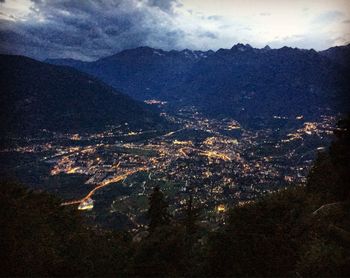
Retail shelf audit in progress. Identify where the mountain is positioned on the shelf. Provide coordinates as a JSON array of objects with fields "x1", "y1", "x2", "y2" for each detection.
[
  {"x1": 46, "y1": 46, "x2": 215, "y2": 100},
  {"x1": 0, "y1": 54, "x2": 166, "y2": 137},
  {"x1": 46, "y1": 44, "x2": 350, "y2": 126},
  {"x1": 174, "y1": 45, "x2": 350, "y2": 123},
  {"x1": 320, "y1": 43, "x2": 350, "y2": 68}
]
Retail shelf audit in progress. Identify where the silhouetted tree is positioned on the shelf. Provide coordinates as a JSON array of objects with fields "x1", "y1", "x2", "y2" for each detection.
[
  {"x1": 147, "y1": 186, "x2": 170, "y2": 233},
  {"x1": 183, "y1": 193, "x2": 201, "y2": 253}
]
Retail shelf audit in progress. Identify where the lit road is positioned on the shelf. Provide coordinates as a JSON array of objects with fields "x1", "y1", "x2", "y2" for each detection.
[{"x1": 61, "y1": 166, "x2": 148, "y2": 207}]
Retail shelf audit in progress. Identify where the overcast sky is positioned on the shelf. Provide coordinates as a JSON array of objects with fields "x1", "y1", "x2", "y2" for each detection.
[{"x1": 0, "y1": 0, "x2": 349, "y2": 60}]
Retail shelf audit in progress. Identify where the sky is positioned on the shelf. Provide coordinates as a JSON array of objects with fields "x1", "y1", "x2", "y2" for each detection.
[{"x1": 0, "y1": 0, "x2": 349, "y2": 61}]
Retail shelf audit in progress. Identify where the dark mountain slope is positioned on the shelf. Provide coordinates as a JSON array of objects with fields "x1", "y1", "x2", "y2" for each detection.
[
  {"x1": 0, "y1": 55, "x2": 166, "y2": 136},
  {"x1": 176, "y1": 46, "x2": 349, "y2": 122},
  {"x1": 320, "y1": 44, "x2": 350, "y2": 68}
]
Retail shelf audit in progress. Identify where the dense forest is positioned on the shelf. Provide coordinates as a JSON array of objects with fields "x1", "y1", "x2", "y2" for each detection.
[{"x1": 1, "y1": 117, "x2": 349, "y2": 277}]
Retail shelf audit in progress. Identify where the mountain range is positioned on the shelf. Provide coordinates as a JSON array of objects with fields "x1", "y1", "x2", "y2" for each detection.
[
  {"x1": 0, "y1": 54, "x2": 166, "y2": 137},
  {"x1": 1, "y1": 44, "x2": 349, "y2": 137},
  {"x1": 47, "y1": 44, "x2": 350, "y2": 126}
]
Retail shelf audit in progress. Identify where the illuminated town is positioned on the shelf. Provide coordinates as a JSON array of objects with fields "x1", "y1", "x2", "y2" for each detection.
[{"x1": 0, "y1": 101, "x2": 336, "y2": 230}]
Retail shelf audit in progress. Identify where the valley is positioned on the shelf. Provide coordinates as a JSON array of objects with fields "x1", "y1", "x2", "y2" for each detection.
[{"x1": 0, "y1": 101, "x2": 336, "y2": 230}]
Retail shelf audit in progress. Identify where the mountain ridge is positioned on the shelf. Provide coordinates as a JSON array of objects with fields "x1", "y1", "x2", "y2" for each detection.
[
  {"x1": 45, "y1": 44, "x2": 350, "y2": 127},
  {"x1": 45, "y1": 43, "x2": 350, "y2": 63}
]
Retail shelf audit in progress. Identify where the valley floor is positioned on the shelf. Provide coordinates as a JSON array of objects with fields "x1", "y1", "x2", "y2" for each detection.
[{"x1": 0, "y1": 102, "x2": 336, "y2": 229}]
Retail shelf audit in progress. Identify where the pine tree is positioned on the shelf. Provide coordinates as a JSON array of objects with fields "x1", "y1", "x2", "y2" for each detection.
[
  {"x1": 147, "y1": 186, "x2": 170, "y2": 233},
  {"x1": 184, "y1": 194, "x2": 200, "y2": 238},
  {"x1": 184, "y1": 193, "x2": 201, "y2": 257}
]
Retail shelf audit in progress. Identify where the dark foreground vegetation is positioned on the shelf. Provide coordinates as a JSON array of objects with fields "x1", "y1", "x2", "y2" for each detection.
[{"x1": 1, "y1": 118, "x2": 349, "y2": 277}]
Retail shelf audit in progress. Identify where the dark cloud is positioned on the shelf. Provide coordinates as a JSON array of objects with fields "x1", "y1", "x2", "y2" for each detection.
[
  {"x1": 0, "y1": 0, "x2": 183, "y2": 60},
  {"x1": 146, "y1": 0, "x2": 178, "y2": 12}
]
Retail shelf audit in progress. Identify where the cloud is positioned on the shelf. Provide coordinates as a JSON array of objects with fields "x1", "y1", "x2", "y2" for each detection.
[
  {"x1": 145, "y1": 0, "x2": 178, "y2": 12},
  {"x1": 0, "y1": 0, "x2": 183, "y2": 60},
  {"x1": 207, "y1": 15, "x2": 222, "y2": 21},
  {"x1": 198, "y1": 31, "x2": 218, "y2": 39},
  {"x1": 313, "y1": 10, "x2": 345, "y2": 24},
  {"x1": 0, "y1": 0, "x2": 349, "y2": 59},
  {"x1": 327, "y1": 36, "x2": 350, "y2": 46}
]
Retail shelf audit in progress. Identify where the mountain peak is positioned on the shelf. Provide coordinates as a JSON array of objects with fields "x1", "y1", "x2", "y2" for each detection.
[{"x1": 231, "y1": 43, "x2": 253, "y2": 52}]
